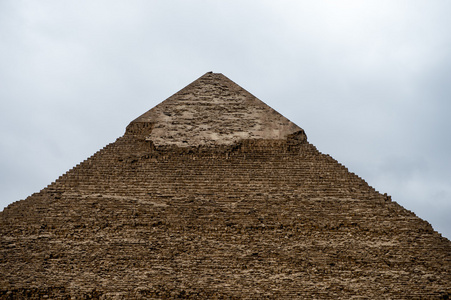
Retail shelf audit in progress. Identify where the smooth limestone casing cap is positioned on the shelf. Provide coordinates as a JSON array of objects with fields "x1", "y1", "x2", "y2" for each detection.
[{"x1": 129, "y1": 72, "x2": 305, "y2": 147}]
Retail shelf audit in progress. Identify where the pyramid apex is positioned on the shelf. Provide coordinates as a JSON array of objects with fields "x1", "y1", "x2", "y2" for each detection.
[{"x1": 129, "y1": 72, "x2": 305, "y2": 147}]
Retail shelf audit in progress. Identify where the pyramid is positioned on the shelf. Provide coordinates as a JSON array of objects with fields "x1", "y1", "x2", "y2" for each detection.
[{"x1": 1, "y1": 72, "x2": 450, "y2": 299}]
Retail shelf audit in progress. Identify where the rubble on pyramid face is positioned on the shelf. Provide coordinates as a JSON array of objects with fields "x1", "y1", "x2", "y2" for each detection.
[{"x1": 127, "y1": 72, "x2": 304, "y2": 147}]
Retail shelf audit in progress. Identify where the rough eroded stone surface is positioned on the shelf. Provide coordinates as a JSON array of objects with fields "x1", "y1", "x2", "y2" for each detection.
[{"x1": 1, "y1": 73, "x2": 450, "y2": 299}]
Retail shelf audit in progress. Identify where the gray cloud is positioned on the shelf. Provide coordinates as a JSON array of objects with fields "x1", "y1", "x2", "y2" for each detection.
[{"x1": 1, "y1": 0, "x2": 450, "y2": 239}]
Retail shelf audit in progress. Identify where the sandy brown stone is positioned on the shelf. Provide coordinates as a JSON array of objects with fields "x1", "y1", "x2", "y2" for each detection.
[
  {"x1": 1, "y1": 73, "x2": 450, "y2": 299},
  {"x1": 131, "y1": 72, "x2": 303, "y2": 147}
]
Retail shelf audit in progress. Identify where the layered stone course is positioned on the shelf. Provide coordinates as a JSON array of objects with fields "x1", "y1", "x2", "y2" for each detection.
[{"x1": 1, "y1": 73, "x2": 450, "y2": 299}]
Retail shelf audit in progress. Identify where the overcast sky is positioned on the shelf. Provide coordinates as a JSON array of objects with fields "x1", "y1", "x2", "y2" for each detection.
[{"x1": 1, "y1": 1, "x2": 450, "y2": 239}]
